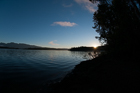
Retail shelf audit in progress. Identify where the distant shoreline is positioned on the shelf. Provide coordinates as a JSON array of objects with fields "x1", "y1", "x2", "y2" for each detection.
[
  {"x1": 0, "y1": 47, "x2": 69, "y2": 50},
  {"x1": 26, "y1": 48, "x2": 69, "y2": 50},
  {"x1": 0, "y1": 47, "x2": 19, "y2": 49}
]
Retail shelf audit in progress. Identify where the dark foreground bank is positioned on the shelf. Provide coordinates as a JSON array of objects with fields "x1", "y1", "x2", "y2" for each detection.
[{"x1": 40, "y1": 54, "x2": 140, "y2": 93}]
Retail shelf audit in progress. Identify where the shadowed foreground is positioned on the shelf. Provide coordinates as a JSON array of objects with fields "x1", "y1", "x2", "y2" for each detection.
[{"x1": 40, "y1": 54, "x2": 140, "y2": 93}]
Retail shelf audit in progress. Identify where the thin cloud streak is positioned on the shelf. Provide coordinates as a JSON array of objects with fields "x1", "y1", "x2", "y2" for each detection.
[
  {"x1": 49, "y1": 41, "x2": 59, "y2": 46},
  {"x1": 63, "y1": 3, "x2": 73, "y2": 7},
  {"x1": 52, "y1": 21, "x2": 77, "y2": 27},
  {"x1": 85, "y1": 5, "x2": 96, "y2": 13},
  {"x1": 74, "y1": 0, "x2": 98, "y2": 13}
]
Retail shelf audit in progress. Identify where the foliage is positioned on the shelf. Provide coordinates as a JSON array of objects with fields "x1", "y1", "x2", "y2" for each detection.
[{"x1": 90, "y1": 0, "x2": 140, "y2": 57}]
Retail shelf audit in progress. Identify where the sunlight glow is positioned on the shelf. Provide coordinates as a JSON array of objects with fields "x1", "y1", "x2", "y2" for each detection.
[{"x1": 93, "y1": 45, "x2": 97, "y2": 48}]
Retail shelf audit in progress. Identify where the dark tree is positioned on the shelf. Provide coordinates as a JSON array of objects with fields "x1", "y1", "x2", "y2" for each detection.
[{"x1": 90, "y1": 0, "x2": 140, "y2": 58}]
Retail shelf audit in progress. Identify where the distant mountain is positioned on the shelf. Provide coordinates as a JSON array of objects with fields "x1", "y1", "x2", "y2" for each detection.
[
  {"x1": 0, "y1": 42, "x2": 41, "y2": 48},
  {"x1": 0, "y1": 42, "x2": 69, "y2": 50}
]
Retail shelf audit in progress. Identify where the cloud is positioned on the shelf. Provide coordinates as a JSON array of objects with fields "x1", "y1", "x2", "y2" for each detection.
[
  {"x1": 74, "y1": 0, "x2": 98, "y2": 13},
  {"x1": 49, "y1": 41, "x2": 59, "y2": 46},
  {"x1": 52, "y1": 21, "x2": 77, "y2": 27},
  {"x1": 74, "y1": 0, "x2": 89, "y2": 4},
  {"x1": 63, "y1": 3, "x2": 73, "y2": 7}
]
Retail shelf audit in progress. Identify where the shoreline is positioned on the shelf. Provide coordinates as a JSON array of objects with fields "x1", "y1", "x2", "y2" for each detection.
[{"x1": 40, "y1": 54, "x2": 140, "y2": 93}]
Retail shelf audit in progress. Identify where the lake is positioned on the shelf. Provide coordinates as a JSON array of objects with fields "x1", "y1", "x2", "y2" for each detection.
[{"x1": 0, "y1": 49, "x2": 95, "y2": 93}]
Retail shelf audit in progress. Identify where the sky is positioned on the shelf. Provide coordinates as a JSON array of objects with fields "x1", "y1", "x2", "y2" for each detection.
[{"x1": 0, "y1": 0, "x2": 101, "y2": 48}]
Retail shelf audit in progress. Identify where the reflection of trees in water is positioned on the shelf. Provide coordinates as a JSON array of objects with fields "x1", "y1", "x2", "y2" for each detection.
[{"x1": 70, "y1": 51, "x2": 100, "y2": 60}]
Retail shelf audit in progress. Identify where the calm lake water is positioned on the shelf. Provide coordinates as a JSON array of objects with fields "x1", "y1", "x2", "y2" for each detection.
[{"x1": 0, "y1": 49, "x2": 94, "y2": 93}]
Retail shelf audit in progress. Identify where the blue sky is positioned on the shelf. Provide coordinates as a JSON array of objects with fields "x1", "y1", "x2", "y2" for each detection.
[{"x1": 0, "y1": 0, "x2": 100, "y2": 48}]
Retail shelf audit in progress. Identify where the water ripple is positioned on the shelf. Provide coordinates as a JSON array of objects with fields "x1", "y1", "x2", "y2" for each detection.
[{"x1": 0, "y1": 49, "x2": 92, "y2": 92}]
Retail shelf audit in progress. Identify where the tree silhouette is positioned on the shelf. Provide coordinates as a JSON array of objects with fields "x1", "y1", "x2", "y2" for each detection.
[{"x1": 90, "y1": 0, "x2": 140, "y2": 58}]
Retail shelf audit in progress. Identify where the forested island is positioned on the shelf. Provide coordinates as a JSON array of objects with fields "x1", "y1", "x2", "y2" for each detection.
[
  {"x1": 70, "y1": 46, "x2": 94, "y2": 51},
  {"x1": 69, "y1": 46, "x2": 106, "y2": 51}
]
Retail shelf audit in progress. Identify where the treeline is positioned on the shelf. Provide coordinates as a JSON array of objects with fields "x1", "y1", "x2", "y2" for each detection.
[
  {"x1": 70, "y1": 46, "x2": 94, "y2": 51},
  {"x1": 69, "y1": 46, "x2": 106, "y2": 51},
  {"x1": 90, "y1": 0, "x2": 140, "y2": 58}
]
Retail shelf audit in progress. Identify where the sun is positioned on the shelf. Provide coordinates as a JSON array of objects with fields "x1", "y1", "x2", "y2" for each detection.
[{"x1": 93, "y1": 45, "x2": 97, "y2": 48}]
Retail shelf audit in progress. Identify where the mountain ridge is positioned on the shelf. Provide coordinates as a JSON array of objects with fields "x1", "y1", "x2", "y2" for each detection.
[
  {"x1": 0, "y1": 42, "x2": 43, "y2": 48},
  {"x1": 0, "y1": 42, "x2": 68, "y2": 50}
]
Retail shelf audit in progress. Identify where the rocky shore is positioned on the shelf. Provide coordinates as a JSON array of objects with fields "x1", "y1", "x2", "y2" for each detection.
[{"x1": 40, "y1": 54, "x2": 140, "y2": 93}]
